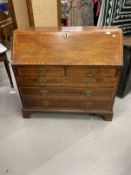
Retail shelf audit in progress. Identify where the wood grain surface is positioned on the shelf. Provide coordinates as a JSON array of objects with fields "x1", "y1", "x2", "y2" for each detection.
[
  {"x1": 12, "y1": 26, "x2": 123, "y2": 66},
  {"x1": 12, "y1": 27, "x2": 123, "y2": 121}
]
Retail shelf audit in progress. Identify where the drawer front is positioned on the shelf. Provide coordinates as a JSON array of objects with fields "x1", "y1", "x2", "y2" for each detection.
[
  {"x1": 23, "y1": 98, "x2": 112, "y2": 111},
  {"x1": 15, "y1": 66, "x2": 65, "y2": 76},
  {"x1": 20, "y1": 87, "x2": 114, "y2": 98},
  {"x1": 67, "y1": 67, "x2": 117, "y2": 77},
  {"x1": 17, "y1": 76, "x2": 65, "y2": 87},
  {"x1": 66, "y1": 77, "x2": 117, "y2": 87},
  {"x1": 17, "y1": 76, "x2": 117, "y2": 87}
]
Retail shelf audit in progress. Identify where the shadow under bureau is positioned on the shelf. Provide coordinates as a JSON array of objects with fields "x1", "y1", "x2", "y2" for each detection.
[{"x1": 12, "y1": 27, "x2": 123, "y2": 121}]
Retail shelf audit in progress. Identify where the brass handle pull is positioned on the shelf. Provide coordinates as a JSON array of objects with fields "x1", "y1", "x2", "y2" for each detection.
[
  {"x1": 41, "y1": 89, "x2": 48, "y2": 96},
  {"x1": 37, "y1": 68, "x2": 45, "y2": 74},
  {"x1": 39, "y1": 79, "x2": 47, "y2": 85},
  {"x1": 86, "y1": 69, "x2": 93, "y2": 76},
  {"x1": 85, "y1": 90, "x2": 92, "y2": 96},
  {"x1": 42, "y1": 100, "x2": 49, "y2": 107}
]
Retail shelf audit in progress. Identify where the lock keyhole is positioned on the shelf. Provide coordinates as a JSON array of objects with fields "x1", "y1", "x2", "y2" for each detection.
[{"x1": 64, "y1": 32, "x2": 68, "y2": 38}]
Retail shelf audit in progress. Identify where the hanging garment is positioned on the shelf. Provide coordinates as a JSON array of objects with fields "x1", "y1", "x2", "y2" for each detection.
[
  {"x1": 82, "y1": 0, "x2": 94, "y2": 26},
  {"x1": 93, "y1": 0, "x2": 102, "y2": 25},
  {"x1": 92, "y1": 0, "x2": 102, "y2": 17},
  {"x1": 67, "y1": 0, "x2": 83, "y2": 26},
  {"x1": 67, "y1": 0, "x2": 94, "y2": 26}
]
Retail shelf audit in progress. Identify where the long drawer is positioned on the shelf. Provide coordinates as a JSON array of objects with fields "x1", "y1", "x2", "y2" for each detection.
[
  {"x1": 19, "y1": 87, "x2": 114, "y2": 98},
  {"x1": 16, "y1": 76, "x2": 117, "y2": 87},
  {"x1": 23, "y1": 97, "x2": 112, "y2": 111}
]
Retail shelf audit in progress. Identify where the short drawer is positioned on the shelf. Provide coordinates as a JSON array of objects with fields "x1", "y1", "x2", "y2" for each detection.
[
  {"x1": 23, "y1": 97, "x2": 112, "y2": 111},
  {"x1": 15, "y1": 66, "x2": 65, "y2": 76},
  {"x1": 67, "y1": 66, "x2": 117, "y2": 77},
  {"x1": 17, "y1": 76, "x2": 117, "y2": 87},
  {"x1": 19, "y1": 87, "x2": 114, "y2": 98}
]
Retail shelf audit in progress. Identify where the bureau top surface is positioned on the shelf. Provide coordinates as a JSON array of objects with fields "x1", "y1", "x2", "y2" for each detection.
[{"x1": 12, "y1": 26, "x2": 123, "y2": 66}]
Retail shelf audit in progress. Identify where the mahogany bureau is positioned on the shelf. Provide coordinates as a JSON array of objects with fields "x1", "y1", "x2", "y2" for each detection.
[{"x1": 12, "y1": 27, "x2": 123, "y2": 121}]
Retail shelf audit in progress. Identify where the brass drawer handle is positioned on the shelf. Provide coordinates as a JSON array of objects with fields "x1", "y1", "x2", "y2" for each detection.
[
  {"x1": 42, "y1": 100, "x2": 49, "y2": 107},
  {"x1": 86, "y1": 69, "x2": 93, "y2": 76},
  {"x1": 37, "y1": 68, "x2": 45, "y2": 74},
  {"x1": 38, "y1": 79, "x2": 47, "y2": 85},
  {"x1": 41, "y1": 89, "x2": 48, "y2": 96},
  {"x1": 85, "y1": 90, "x2": 92, "y2": 96}
]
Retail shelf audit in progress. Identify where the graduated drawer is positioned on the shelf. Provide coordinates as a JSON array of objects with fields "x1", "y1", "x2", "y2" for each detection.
[
  {"x1": 23, "y1": 97, "x2": 112, "y2": 111},
  {"x1": 19, "y1": 87, "x2": 114, "y2": 98},
  {"x1": 15, "y1": 66, "x2": 64, "y2": 76},
  {"x1": 67, "y1": 66, "x2": 117, "y2": 77},
  {"x1": 17, "y1": 76, "x2": 117, "y2": 87}
]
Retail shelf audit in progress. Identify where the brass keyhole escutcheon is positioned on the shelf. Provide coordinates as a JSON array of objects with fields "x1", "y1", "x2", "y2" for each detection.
[
  {"x1": 37, "y1": 68, "x2": 45, "y2": 74},
  {"x1": 63, "y1": 32, "x2": 69, "y2": 38},
  {"x1": 86, "y1": 80, "x2": 93, "y2": 86},
  {"x1": 87, "y1": 69, "x2": 93, "y2": 76},
  {"x1": 42, "y1": 100, "x2": 49, "y2": 107}
]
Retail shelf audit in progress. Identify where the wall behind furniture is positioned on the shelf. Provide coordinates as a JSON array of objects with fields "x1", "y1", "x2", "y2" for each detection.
[
  {"x1": 12, "y1": 0, "x2": 29, "y2": 28},
  {"x1": 12, "y1": 0, "x2": 59, "y2": 28},
  {"x1": 31, "y1": 0, "x2": 58, "y2": 27}
]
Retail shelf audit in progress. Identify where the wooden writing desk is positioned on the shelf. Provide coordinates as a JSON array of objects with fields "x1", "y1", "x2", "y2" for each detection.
[{"x1": 12, "y1": 27, "x2": 123, "y2": 121}]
